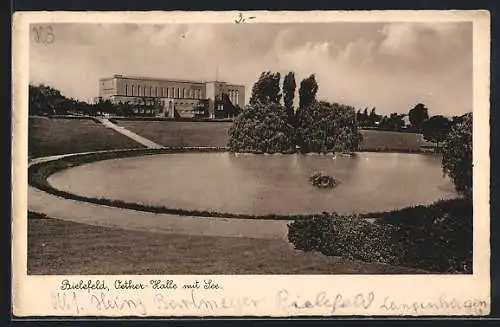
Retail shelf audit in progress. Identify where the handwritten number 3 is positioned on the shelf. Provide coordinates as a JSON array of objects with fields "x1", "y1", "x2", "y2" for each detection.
[{"x1": 33, "y1": 26, "x2": 55, "y2": 43}]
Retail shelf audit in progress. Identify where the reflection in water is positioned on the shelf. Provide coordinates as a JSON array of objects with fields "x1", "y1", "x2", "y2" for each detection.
[{"x1": 49, "y1": 152, "x2": 458, "y2": 215}]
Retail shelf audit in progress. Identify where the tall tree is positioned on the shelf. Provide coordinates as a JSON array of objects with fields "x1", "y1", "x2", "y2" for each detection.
[
  {"x1": 298, "y1": 74, "x2": 318, "y2": 109},
  {"x1": 441, "y1": 113, "x2": 472, "y2": 199},
  {"x1": 29, "y1": 84, "x2": 70, "y2": 115},
  {"x1": 423, "y1": 115, "x2": 451, "y2": 149},
  {"x1": 379, "y1": 113, "x2": 406, "y2": 131},
  {"x1": 283, "y1": 71, "x2": 296, "y2": 125},
  {"x1": 408, "y1": 103, "x2": 429, "y2": 132},
  {"x1": 249, "y1": 71, "x2": 282, "y2": 105}
]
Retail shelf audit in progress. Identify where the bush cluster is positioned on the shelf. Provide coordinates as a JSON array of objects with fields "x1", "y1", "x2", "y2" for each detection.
[
  {"x1": 309, "y1": 172, "x2": 340, "y2": 189},
  {"x1": 296, "y1": 101, "x2": 362, "y2": 153},
  {"x1": 288, "y1": 199, "x2": 472, "y2": 273},
  {"x1": 288, "y1": 214, "x2": 401, "y2": 265},
  {"x1": 228, "y1": 102, "x2": 295, "y2": 153},
  {"x1": 228, "y1": 100, "x2": 362, "y2": 154}
]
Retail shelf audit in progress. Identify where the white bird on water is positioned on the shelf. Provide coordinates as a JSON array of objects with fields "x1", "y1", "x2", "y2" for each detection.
[{"x1": 332, "y1": 154, "x2": 337, "y2": 160}]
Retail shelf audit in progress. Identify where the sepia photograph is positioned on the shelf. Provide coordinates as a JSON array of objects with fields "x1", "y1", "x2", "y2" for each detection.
[
  {"x1": 26, "y1": 19, "x2": 475, "y2": 275},
  {"x1": 12, "y1": 10, "x2": 490, "y2": 317}
]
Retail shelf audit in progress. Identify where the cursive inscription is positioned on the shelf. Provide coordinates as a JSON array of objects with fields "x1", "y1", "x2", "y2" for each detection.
[
  {"x1": 60, "y1": 279, "x2": 109, "y2": 293},
  {"x1": 151, "y1": 279, "x2": 178, "y2": 290},
  {"x1": 114, "y1": 279, "x2": 146, "y2": 290},
  {"x1": 90, "y1": 292, "x2": 147, "y2": 315},
  {"x1": 380, "y1": 295, "x2": 489, "y2": 315},
  {"x1": 154, "y1": 289, "x2": 262, "y2": 312},
  {"x1": 276, "y1": 290, "x2": 375, "y2": 313},
  {"x1": 32, "y1": 25, "x2": 55, "y2": 43},
  {"x1": 52, "y1": 292, "x2": 82, "y2": 314},
  {"x1": 235, "y1": 13, "x2": 256, "y2": 24}
]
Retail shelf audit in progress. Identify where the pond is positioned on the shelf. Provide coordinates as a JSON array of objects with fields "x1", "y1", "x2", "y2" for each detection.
[{"x1": 48, "y1": 152, "x2": 458, "y2": 216}]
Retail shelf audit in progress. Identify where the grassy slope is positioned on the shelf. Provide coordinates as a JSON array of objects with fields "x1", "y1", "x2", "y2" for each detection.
[
  {"x1": 28, "y1": 215, "x2": 425, "y2": 275},
  {"x1": 116, "y1": 120, "x2": 233, "y2": 147},
  {"x1": 29, "y1": 117, "x2": 145, "y2": 158}
]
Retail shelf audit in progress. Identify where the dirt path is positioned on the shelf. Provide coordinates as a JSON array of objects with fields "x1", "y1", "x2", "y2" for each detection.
[
  {"x1": 97, "y1": 117, "x2": 164, "y2": 149},
  {"x1": 28, "y1": 184, "x2": 291, "y2": 240}
]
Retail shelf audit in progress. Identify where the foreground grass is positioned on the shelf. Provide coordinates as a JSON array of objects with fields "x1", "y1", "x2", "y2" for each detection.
[
  {"x1": 29, "y1": 117, "x2": 144, "y2": 158},
  {"x1": 27, "y1": 213, "x2": 426, "y2": 275}
]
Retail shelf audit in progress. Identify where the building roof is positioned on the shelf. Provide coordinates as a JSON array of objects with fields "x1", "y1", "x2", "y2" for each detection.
[{"x1": 101, "y1": 74, "x2": 244, "y2": 87}]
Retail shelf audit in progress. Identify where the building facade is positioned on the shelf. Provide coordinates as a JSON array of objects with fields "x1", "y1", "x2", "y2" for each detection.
[{"x1": 97, "y1": 74, "x2": 245, "y2": 118}]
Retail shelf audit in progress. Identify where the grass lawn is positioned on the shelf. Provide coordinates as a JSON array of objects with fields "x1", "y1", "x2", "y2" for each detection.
[
  {"x1": 115, "y1": 120, "x2": 233, "y2": 147},
  {"x1": 29, "y1": 117, "x2": 145, "y2": 158},
  {"x1": 27, "y1": 213, "x2": 426, "y2": 275},
  {"x1": 112, "y1": 120, "x2": 426, "y2": 152},
  {"x1": 28, "y1": 118, "x2": 428, "y2": 157},
  {"x1": 358, "y1": 129, "x2": 424, "y2": 152}
]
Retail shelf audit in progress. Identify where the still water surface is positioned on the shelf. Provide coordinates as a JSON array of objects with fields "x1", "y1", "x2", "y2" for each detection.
[{"x1": 48, "y1": 152, "x2": 457, "y2": 215}]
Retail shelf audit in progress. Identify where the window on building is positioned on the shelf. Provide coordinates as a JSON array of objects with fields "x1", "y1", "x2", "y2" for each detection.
[
  {"x1": 177, "y1": 88, "x2": 180, "y2": 98},
  {"x1": 162, "y1": 87, "x2": 165, "y2": 97},
  {"x1": 125, "y1": 85, "x2": 128, "y2": 96},
  {"x1": 155, "y1": 87, "x2": 158, "y2": 97},
  {"x1": 131, "y1": 85, "x2": 135, "y2": 96},
  {"x1": 150, "y1": 86, "x2": 153, "y2": 97}
]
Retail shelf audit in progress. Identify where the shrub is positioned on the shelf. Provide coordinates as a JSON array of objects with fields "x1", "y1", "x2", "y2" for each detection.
[
  {"x1": 441, "y1": 112, "x2": 472, "y2": 199},
  {"x1": 295, "y1": 101, "x2": 362, "y2": 153},
  {"x1": 228, "y1": 102, "x2": 294, "y2": 153},
  {"x1": 288, "y1": 199, "x2": 473, "y2": 273},
  {"x1": 288, "y1": 214, "x2": 401, "y2": 265},
  {"x1": 309, "y1": 172, "x2": 340, "y2": 189}
]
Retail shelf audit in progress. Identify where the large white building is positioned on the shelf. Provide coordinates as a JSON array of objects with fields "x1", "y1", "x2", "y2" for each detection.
[{"x1": 97, "y1": 74, "x2": 245, "y2": 118}]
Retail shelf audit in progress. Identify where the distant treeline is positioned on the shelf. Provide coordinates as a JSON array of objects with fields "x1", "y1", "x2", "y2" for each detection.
[{"x1": 29, "y1": 84, "x2": 165, "y2": 117}]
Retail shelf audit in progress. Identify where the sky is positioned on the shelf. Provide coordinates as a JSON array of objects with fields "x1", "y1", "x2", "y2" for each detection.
[{"x1": 30, "y1": 22, "x2": 472, "y2": 116}]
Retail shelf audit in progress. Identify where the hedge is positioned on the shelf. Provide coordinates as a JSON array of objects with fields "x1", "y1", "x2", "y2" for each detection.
[{"x1": 288, "y1": 198, "x2": 472, "y2": 273}]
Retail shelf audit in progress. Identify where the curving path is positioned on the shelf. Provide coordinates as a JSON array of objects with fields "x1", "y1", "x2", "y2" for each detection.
[{"x1": 28, "y1": 152, "x2": 291, "y2": 240}]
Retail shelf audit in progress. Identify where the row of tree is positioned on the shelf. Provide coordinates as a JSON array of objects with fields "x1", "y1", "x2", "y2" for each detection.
[
  {"x1": 356, "y1": 103, "x2": 464, "y2": 149},
  {"x1": 29, "y1": 84, "x2": 164, "y2": 117},
  {"x1": 229, "y1": 71, "x2": 360, "y2": 153}
]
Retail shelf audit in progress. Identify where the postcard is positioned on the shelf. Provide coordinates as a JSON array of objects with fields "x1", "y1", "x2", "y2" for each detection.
[{"x1": 12, "y1": 10, "x2": 490, "y2": 317}]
